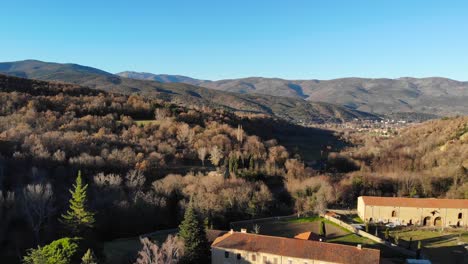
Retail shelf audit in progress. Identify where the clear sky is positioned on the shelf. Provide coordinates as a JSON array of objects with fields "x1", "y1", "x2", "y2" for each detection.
[{"x1": 1, "y1": 0, "x2": 467, "y2": 80}]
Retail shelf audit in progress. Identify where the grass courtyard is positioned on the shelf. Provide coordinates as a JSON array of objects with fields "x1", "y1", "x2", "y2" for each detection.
[{"x1": 389, "y1": 228, "x2": 468, "y2": 264}]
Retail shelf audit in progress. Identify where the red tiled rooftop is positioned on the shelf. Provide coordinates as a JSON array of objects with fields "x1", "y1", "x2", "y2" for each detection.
[
  {"x1": 212, "y1": 232, "x2": 380, "y2": 264},
  {"x1": 294, "y1": 231, "x2": 320, "y2": 241},
  {"x1": 360, "y1": 196, "x2": 468, "y2": 209}
]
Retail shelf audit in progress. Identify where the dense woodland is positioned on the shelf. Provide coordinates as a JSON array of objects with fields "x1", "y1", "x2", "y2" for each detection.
[
  {"x1": 0, "y1": 75, "x2": 466, "y2": 263},
  {"x1": 0, "y1": 75, "x2": 333, "y2": 262}
]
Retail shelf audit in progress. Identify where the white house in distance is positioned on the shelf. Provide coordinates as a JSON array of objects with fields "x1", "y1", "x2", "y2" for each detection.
[
  {"x1": 357, "y1": 196, "x2": 468, "y2": 227},
  {"x1": 211, "y1": 230, "x2": 380, "y2": 264}
]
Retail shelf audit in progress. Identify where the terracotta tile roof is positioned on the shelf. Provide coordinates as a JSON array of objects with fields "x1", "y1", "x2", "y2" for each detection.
[
  {"x1": 212, "y1": 232, "x2": 380, "y2": 264},
  {"x1": 294, "y1": 231, "x2": 320, "y2": 241},
  {"x1": 360, "y1": 196, "x2": 468, "y2": 209}
]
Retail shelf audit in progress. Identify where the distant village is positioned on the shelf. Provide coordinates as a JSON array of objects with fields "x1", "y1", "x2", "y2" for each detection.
[{"x1": 315, "y1": 118, "x2": 413, "y2": 137}]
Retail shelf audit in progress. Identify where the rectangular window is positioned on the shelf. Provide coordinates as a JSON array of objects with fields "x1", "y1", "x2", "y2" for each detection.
[
  {"x1": 224, "y1": 251, "x2": 229, "y2": 258},
  {"x1": 288, "y1": 260, "x2": 293, "y2": 264},
  {"x1": 237, "y1": 253, "x2": 241, "y2": 260},
  {"x1": 263, "y1": 256, "x2": 267, "y2": 263},
  {"x1": 274, "y1": 258, "x2": 278, "y2": 264},
  {"x1": 252, "y1": 254, "x2": 256, "y2": 261}
]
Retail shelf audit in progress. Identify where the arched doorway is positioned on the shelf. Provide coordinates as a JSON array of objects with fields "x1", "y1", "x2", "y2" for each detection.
[
  {"x1": 391, "y1": 210, "x2": 397, "y2": 217},
  {"x1": 369, "y1": 218, "x2": 373, "y2": 223},
  {"x1": 458, "y1": 213, "x2": 463, "y2": 219},
  {"x1": 423, "y1": 216, "x2": 431, "y2": 226},
  {"x1": 408, "y1": 219, "x2": 413, "y2": 225},
  {"x1": 434, "y1": 217, "x2": 442, "y2": 227}
]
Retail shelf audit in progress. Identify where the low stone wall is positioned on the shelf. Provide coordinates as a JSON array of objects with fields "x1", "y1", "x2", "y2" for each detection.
[
  {"x1": 322, "y1": 214, "x2": 417, "y2": 257},
  {"x1": 230, "y1": 214, "x2": 298, "y2": 228},
  {"x1": 322, "y1": 214, "x2": 359, "y2": 233}
]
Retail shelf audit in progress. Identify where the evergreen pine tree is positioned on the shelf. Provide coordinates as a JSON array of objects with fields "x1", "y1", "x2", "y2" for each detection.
[
  {"x1": 416, "y1": 240, "x2": 422, "y2": 259},
  {"x1": 249, "y1": 156, "x2": 255, "y2": 171},
  {"x1": 61, "y1": 171, "x2": 95, "y2": 235},
  {"x1": 228, "y1": 155, "x2": 234, "y2": 174},
  {"x1": 81, "y1": 249, "x2": 97, "y2": 264},
  {"x1": 178, "y1": 201, "x2": 209, "y2": 264},
  {"x1": 319, "y1": 220, "x2": 326, "y2": 238},
  {"x1": 233, "y1": 157, "x2": 239, "y2": 174}
]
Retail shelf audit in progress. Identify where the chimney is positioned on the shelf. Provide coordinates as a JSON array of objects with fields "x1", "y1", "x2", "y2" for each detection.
[
  {"x1": 241, "y1": 228, "x2": 247, "y2": 233},
  {"x1": 357, "y1": 244, "x2": 362, "y2": 250}
]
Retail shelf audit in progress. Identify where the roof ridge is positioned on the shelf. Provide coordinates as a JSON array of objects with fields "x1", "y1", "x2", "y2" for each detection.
[
  {"x1": 216, "y1": 231, "x2": 380, "y2": 253},
  {"x1": 212, "y1": 231, "x2": 381, "y2": 263}
]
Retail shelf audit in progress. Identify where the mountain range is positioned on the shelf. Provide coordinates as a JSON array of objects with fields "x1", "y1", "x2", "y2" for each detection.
[
  {"x1": 2, "y1": 60, "x2": 466, "y2": 123},
  {"x1": 0, "y1": 60, "x2": 376, "y2": 123},
  {"x1": 118, "y1": 71, "x2": 468, "y2": 117}
]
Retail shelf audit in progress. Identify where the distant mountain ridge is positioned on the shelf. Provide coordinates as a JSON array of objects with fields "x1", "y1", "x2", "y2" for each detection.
[
  {"x1": 118, "y1": 71, "x2": 207, "y2": 86},
  {"x1": 0, "y1": 60, "x2": 377, "y2": 123},
  {"x1": 116, "y1": 72, "x2": 468, "y2": 117}
]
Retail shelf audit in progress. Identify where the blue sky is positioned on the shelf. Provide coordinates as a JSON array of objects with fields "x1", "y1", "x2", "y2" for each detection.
[{"x1": 1, "y1": 0, "x2": 467, "y2": 80}]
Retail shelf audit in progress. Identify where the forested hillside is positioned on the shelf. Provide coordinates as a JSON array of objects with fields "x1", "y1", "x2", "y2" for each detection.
[
  {"x1": 337, "y1": 116, "x2": 468, "y2": 200},
  {"x1": 0, "y1": 74, "x2": 466, "y2": 263},
  {"x1": 0, "y1": 74, "x2": 340, "y2": 262}
]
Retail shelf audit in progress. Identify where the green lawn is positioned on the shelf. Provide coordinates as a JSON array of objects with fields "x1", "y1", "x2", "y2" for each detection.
[
  {"x1": 103, "y1": 229, "x2": 176, "y2": 264},
  {"x1": 286, "y1": 216, "x2": 322, "y2": 223},
  {"x1": 328, "y1": 233, "x2": 374, "y2": 244},
  {"x1": 389, "y1": 228, "x2": 468, "y2": 264},
  {"x1": 352, "y1": 215, "x2": 364, "y2": 224},
  {"x1": 390, "y1": 228, "x2": 468, "y2": 248}
]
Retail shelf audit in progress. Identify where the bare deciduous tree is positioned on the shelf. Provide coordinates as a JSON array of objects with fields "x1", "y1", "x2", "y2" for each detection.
[
  {"x1": 236, "y1": 125, "x2": 244, "y2": 143},
  {"x1": 209, "y1": 146, "x2": 223, "y2": 167},
  {"x1": 0, "y1": 191, "x2": 15, "y2": 244},
  {"x1": 135, "y1": 235, "x2": 184, "y2": 264},
  {"x1": 176, "y1": 124, "x2": 194, "y2": 144},
  {"x1": 197, "y1": 147, "x2": 208, "y2": 166},
  {"x1": 160, "y1": 235, "x2": 185, "y2": 263},
  {"x1": 21, "y1": 183, "x2": 54, "y2": 244},
  {"x1": 126, "y1": 170, "x2": 145, "y2": 190}
]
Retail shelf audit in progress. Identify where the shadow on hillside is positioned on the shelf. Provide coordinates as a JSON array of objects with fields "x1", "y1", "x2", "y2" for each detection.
[{"x1": 241, "y1": 118, "x2": 347, "y2": 164}]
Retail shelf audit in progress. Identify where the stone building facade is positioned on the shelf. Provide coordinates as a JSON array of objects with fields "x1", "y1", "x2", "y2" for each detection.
[{"x1": 357, "y1": 196, "x2": 468, "y2": 227}]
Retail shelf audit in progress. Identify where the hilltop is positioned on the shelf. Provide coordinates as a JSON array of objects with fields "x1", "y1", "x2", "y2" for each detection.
[
  {"x1": 0, "y1": 60, "x2": 377, "y2": 124},
  {"x1": 118, "y1": 72, "x2": 468, "y2": 117}
]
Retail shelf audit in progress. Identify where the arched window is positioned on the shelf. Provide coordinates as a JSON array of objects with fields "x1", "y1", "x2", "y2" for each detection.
[
  {"x1": 423, "y1": 216, "x2": 431, "y2": 226},
  {"x1": 458, "y1": 213, "x2": 463, "y2": 219},
  {"x1": 391, "y1": 210, "x2": 397, "y2": 217}
]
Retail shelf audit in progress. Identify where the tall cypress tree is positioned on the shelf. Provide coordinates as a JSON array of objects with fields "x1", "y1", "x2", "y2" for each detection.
[
  {"x1": 61, "y1": 171, "x2": 95, "y2": 235},
  {"x1": 319, "y1": 220, "x2": 327, "y2": 238},
  {"x1": 178, "y1": 201, "x2": 209, "y2": 264},
  {"x1": 249, "y1": 156, "x2": 255, "y2": 171}
]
